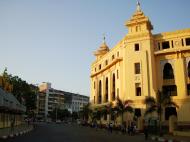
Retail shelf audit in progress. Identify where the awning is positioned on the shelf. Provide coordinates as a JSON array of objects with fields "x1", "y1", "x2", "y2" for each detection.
[{"x1": 0, "y1": 87, "x2": 26, "y2": 113}]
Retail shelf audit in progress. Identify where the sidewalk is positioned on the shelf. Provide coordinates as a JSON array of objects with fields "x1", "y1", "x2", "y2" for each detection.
[
  {"x1": 0, "y1": 124, "x2": 33, "y2": 139},
  {"x1": 151, "y1": 134, "x2": 190, "y2": 142}
]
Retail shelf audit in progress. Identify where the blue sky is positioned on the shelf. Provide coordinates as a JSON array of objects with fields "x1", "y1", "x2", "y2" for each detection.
[{"x1": 0, "y1": 0, "x2": 189, "y2": 96}]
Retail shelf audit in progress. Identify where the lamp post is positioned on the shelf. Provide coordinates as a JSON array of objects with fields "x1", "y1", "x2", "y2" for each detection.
[{"x1": 54, "y1": 100, "x2": 58, "y2": 122}]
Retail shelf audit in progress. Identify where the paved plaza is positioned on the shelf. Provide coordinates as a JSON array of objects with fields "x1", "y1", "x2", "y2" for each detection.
[{"x1": 3, "y1": 123, "x2": 155, "y2": 142}]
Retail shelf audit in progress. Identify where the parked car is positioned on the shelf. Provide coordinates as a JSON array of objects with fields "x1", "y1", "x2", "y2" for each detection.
[{"x1": 56, "y1": 120, "x2": 61, "y2": 123}]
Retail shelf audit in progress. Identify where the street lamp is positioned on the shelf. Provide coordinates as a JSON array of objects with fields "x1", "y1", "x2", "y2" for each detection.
[{"x1": 54, "y1": 100, "x2": 58, "y2": 122}]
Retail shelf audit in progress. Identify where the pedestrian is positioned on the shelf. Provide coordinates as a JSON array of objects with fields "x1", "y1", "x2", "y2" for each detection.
[
  {"x1": 133, "y1": 124, "x2": 137, "y2": 134},
  {"x1": 10, "y1": 116, "x2": 15, "y2": 134},
  {"x1": 110, "y1": 122, "x2": 113, "y2": 133},
  {"x1": 144, "y1": 126, "x2": 148, "y2": 140},
  {"x1": 128, "y1": 125, "x2": 130, "y2": 135},
  {"x1": 95, "y1": 121, "x2": 98, "y2": 131}
]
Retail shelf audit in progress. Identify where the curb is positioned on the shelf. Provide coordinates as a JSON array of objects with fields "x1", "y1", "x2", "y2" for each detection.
[
  {"x1": 151, "y1": 136, "x2": 188, "y2": 142},
  {"x1": 0, "y1": 127, "x2": 34, "y2": 140}
]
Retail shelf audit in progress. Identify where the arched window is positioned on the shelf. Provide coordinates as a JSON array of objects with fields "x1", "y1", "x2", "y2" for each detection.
[
  {"x1": 98, "y1": 80, "x2": 102, "y2": 104},
  {"x1": 112, "y1": 74, "x2": 116, "y2": 100},
  {"x1": 105, "y1": 78, "x2": 108, "y2": 102},
  {"x1": 163, "y1": 63, "x2": 174, "y2": 79},
  {"x1": 188, "y1": 61, "x2": 190, "y2": 78}
]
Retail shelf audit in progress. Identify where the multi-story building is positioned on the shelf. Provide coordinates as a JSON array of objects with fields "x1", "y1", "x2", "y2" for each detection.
[
  {"x1": 60, "y1": 92, "x2": 89, "y2": 113},
  {"x1": 37, "y1": 82, "x2": 89, "y2": 120},
  {"x1": 37, "y1": 82, "x2": 64, "y2": 120},
  {"x1": 71, "y1": 93, "x2": 89, "y2": 112},
  {"x1": 90, "y1": 2, "x2": 190, "y2": 130}
]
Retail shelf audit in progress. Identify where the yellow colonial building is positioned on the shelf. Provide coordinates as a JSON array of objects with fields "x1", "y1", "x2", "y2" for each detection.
[{"x1": 90, "y1": 2, "x2": 190, "y2": 130}]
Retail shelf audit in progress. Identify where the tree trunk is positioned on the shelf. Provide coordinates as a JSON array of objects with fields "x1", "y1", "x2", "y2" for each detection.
[
  {"x1": 159, "y1": 109, "x2": 162, "y2": 136},
  {"x1": 121, "y1": 112, "x2": 123, "y2": 125}
]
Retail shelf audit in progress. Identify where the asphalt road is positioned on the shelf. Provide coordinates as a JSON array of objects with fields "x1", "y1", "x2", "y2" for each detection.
[{"x1": 4, "y1": 123, "x2": 154, "y2": 142}]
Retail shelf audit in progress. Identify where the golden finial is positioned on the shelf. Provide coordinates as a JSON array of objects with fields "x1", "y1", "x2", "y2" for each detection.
[
  {"x1": 103, "y1": 33, "x2": 106, "y2": 43},
  {"x1": 136, "y1": 1, "x2": 141, "y2": 12}
]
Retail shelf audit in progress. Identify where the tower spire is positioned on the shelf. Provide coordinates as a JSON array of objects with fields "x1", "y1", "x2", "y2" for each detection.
[{"x1": 136, "y1": 1, "x2": 141, "y2": 12}]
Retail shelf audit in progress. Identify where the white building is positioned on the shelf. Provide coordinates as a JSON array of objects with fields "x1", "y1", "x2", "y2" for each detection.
[
  {"x1": 37, "y1": 82, "x2": 89, "y2": 120},
  {"x1": 37, "y1": 82, "x2": 64, "y2": 120}
]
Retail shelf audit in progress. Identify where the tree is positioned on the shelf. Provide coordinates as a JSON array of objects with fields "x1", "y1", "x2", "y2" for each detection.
[
  {"x1": 144, "y1": 90, "x2": 178, "y2": 135},
  {"x1": 115, "y1": 96, "x2": 133, "y2": 125},
  {"x1": 79, "y1": 103, "x2": 92, "y2": 121},
  {"x1": 72, "y1": 111, "x2": 79, "y2": 120},
  {"x1": 1, "y1": 69, "x2": 38, "y2": 114},
  {"x1": 49, "y1": 108, "x2": 71, "y2": 121}
]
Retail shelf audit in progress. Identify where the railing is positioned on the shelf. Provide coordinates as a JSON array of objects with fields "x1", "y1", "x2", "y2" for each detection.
[{"x1": 163, "y1": 79, "x2": 175, "y2": 85}]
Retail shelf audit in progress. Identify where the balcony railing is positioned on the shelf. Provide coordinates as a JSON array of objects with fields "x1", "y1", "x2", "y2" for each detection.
[{"x1": 163, "y1": 79, "x2": 175, "y2": 85}]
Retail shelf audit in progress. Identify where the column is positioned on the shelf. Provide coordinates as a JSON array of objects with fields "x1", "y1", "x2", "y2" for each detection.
[
  {"x1": 95, "y1": 78, "x2": 98, "y2": 104},
  {"x1": 102, "y1": 76, "x2": 105, "y2": 103},
  {"x1": 109, "y1": 72, "x2": 112, "y2": 102},
  {"x1": 175, "y1": 56, "x2": 186, "y2": 97}
]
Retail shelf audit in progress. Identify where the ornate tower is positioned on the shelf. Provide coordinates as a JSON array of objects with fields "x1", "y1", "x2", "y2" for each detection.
[
  {"x1": 94, "y1": 36, "x2": 109, "y2": 60},
  {"x1": 125, "y1": 2, "x2": 153, "y2": 35}
]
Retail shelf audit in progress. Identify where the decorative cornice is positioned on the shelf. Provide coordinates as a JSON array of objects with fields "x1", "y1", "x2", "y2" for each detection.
[
  {"x1": 125, "y1": 32, "x2": 153, "y2": 41},
  {"x1": 91, "y1": 57, "x2": 123, "y2": 78},
  {"x1": 154, "y1": 47, "x2": 190, "y2": 56},
  {"x1": 154, "y1": 28, "x2": 190, "y2": 40}
]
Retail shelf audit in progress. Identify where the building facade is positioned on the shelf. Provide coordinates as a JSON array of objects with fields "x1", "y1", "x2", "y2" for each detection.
[
  {"x1": 63, "y1": 92, "x2": 89, "y2": 113},
  {"x1": 37, "y1": 82, "x2": 65, "y2": 120},
  {"x1": 90, "y1": 3, "x2": 190, "y2": 129},
  {"x1": 71, "y1": 93, "x2": 89, "y2": 112},
  {"x1": 37, "y1": 82, "x2": 89, "y2": 120},
  {"x1": 0, "y1": 76, "x2": 26, "y2": 128}
]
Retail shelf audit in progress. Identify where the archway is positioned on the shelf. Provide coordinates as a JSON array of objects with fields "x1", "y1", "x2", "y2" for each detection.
[{"x1": 163, "y1": 63, "x2": 174, "y2": 79}]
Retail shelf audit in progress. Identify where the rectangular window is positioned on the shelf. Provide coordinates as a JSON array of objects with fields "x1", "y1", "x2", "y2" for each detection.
[
  {"x1": 171, "y1": 40, "x2": 174, "y2": 48},
  {"x1": 136, "y1": 83, "x2": 141, "y2": 96},
  {"x1": 117, "y1": 51, "x2": 119, "y2": 57},
  {"x1": 105, "y1": 60, "x2": 108, "y2": 65},
  {"x1": 185, "y1": 38, "x2": 190, "y2": 46},
  {"x1": 182, "y1": 39, "x2": 184, "y2": 46},
  {"x1": 158, "y1": 42, "x2": 160, "y2": 50},
  {"x1": 135, "y1": 43, "x2": 139, "y2": 51},
  {"x1": 162, "y1": 41, "x2": 170, "y2": 49},
  {"x1": 99, "y1": 64, "x2": 101, "y2": 70},
  {"x1": 112, "y1": 55, "x2": 115, "y2": 60},
  {"x1": 117, "y1": 70, "x2": 119, "y2": 79},
  {"x1": 187, "y1": 84, "x2": 190, "y2": 96},
  {"x1": 135, "y1": 63, "x2": 140, "y2": 74}
]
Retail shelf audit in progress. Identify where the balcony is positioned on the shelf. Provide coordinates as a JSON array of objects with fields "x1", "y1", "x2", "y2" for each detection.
[
  {"x1": 163, "y1": 79, "x2": 175, "y2": 86},
  {"x1": 92, "y1": 102, "x2": 110, "y2": 109}
]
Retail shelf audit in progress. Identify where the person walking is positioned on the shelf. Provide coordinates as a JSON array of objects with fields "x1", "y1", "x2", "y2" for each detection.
[
  {"x1": 144, "y1": 126, "x2": 149, "y2": 140},
  {"x1": 110, "y1": 122, "x2": 113, "y2": 133},
  {"x1": 10, "y1": 116, "x2": 15, "y2": 135}
]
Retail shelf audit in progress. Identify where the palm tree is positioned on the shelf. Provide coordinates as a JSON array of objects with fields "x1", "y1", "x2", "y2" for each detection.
[
  {"x1": 115, "y1": 96, "x2": 133, "y2": 125},
  {"x1": 104, "y1": 102, "x2": 113, "y2": 123},
  {"x1": 80, "y1": 103, "x2": 92, "y2": 122},
  {"x1": 144, "y1": 90, "x2": 178, "y2": 135}
]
